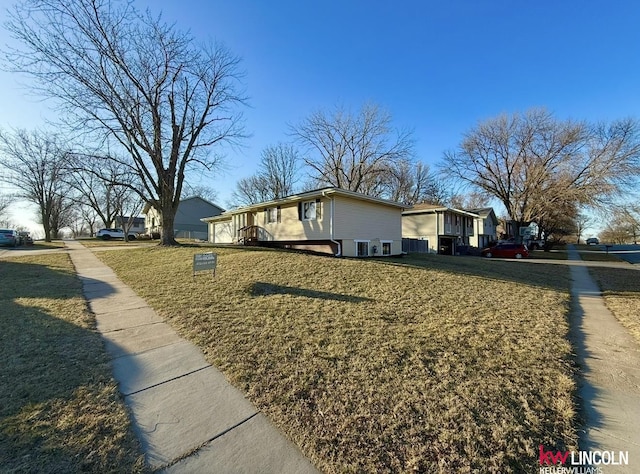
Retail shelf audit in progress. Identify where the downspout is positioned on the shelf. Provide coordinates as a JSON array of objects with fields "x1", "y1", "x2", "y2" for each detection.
[
  {"x1": 435, "y1": 211, "x2": 439, "y2": 254},
  {"x1": 323, "y1": 191, "x2": 342, "y2": 257}
]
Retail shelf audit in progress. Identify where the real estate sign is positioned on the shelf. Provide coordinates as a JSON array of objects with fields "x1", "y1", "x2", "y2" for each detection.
[{"x1": 193, "y1": 252, "x2": 217, "y2": 277}]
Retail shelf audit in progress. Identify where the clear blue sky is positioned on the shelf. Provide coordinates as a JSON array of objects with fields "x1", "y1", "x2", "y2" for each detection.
[{"x1": 1, "y1": 0, "x2": 639, "y2": 231}]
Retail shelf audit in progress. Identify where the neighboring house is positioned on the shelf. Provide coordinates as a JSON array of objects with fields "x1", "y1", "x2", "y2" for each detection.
[
  {"x1": 202, "y1": 187, "x2": 408, "y2": 257},
  {"x1": 143, "y1": 196, "x2": 225, "y2": 240},
  {"x1": 111, "y1": 216, "x2": 146, "y2": 234},
  {"x1": 401, "y1": 204, "x2": 478, "y2": 255},
  {"x1": 467, "y1": 207, "x2": 498, "y2": 249}
]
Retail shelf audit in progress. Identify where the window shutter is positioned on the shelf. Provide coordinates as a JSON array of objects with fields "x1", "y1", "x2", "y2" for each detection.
[
  {"x1": 298, "y1": 202, "x2": 302, "y2": 221},
  {"x1": 316, "y1": 199, "x2": 321, "y2": 219},
  {"x1": 277, "y1": 206, "x2": 281, "y2": 223},
  {"x1": 264, "y1": 209, "x2": 268, "y2": 224}
]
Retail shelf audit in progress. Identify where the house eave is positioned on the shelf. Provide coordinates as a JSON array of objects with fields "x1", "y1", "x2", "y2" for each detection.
[{"x1": 203, "y1": 187, "x2": 409, "y2": 222}]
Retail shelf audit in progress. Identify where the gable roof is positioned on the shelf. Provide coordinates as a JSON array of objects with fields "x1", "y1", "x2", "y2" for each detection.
[
  {"x1": 143, "y1": 196, "x2": 225, "y2": 215},
  {"x1": 467, "y1": 207, "x2": 498, "y2": 224},
  {"x1": 202, "y1": 187, "x2": 409, "y2": 222},
  {"x1": 402, "y1": 204, "x2": 479, "y2": 218}
]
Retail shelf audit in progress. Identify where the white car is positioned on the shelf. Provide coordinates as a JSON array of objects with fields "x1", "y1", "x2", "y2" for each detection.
[{"x1": 96, "y1": 228, "x2": 138, "y2": 240}]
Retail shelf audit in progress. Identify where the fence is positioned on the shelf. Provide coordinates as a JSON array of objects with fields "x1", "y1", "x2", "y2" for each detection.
[{"x1": 402, "y1": 238, "x2": 429, "y2": 253}]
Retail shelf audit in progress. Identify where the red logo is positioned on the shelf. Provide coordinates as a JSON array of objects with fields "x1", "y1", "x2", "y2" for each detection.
[{"x1": 539, "y1": 445, "x2": 570, "y2": 465}]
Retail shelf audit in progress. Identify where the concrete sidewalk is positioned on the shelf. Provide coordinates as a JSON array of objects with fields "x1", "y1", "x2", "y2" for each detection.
[
  {"x1": 65, "y1": 240, "x2": 319, "y2": 473},
  {"x1": 568, "y1": 245, "x2": 640, "y2": 472}
]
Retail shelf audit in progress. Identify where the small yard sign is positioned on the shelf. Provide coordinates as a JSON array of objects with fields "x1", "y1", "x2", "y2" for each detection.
[{"x1": 193, "y1": 252, "x2": 217, "y2": 278}]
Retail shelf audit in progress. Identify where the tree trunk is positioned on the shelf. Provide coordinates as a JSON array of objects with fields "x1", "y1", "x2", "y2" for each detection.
[
  {"x1": 41, "y1": 209, "x2": 52, "y2": 242},
  {"x1": 159, "y1": 201, "x2": 179, "y2": 246}
]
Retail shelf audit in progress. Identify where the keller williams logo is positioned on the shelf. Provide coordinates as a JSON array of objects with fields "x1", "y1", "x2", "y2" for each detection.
[{"x1": 539, "y1": 445, "x2": 629, "y2": 467}]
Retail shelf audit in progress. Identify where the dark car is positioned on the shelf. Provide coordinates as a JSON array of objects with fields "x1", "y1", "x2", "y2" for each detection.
[
  {"x1": 0, "y1": 229, "x2": 18, "y2": 247},
  {"x1": 481, "y1": 242, "x2": 529, "y2": 259},
  {"x1": 18, "y1": 231, "x2": 34, "y2": 246}
]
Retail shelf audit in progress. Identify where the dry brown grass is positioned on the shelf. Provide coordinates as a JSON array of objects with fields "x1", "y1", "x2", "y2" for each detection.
[
  {"x1": 577, "y1": 251, "x2": 623, "y2": 262},
  {"x1": 0, "y1": 253, "x2": 146, "y2": 473},
  {"x1": 78, "y1": 238, "x2": 156, "y2": 248},
  {"x1": 588, "y1": 266, "x2": 640, "y2": 344},
  {"x1": 96, "y1": 247, "x2": 577, "y2": 473}
]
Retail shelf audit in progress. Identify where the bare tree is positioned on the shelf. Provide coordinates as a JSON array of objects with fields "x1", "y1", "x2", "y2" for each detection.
[
  {"x1": 291, "y1": 103, "x2": 413, "y2": 197},
  {"x1": 181, "y1": 184, "x2": 219, "y2": 203},
  {"x1": 231, "y1": 175, "x2": 273, "y2": 207},
  {"x1": 259, "y1": 143, "x2": 300, "y2": 198},
  {"x1": 449, "y1": 191, "x2": 490, "y2": 210},
  {"x1": 231, "y1": 143, "x2": 300, "y2": 206},
  {"x1": 574, "y1": 212, "x2": 593, "y2": 244},
  {"x1": 65, "y1": 154, "x2": 137, "y2": 229},
  {"x1": 442, "y1": 108, "x2": 640, "y2": 237},
  {"x1": 0, "y1": 194, "x2": 10, "y2": 217},
  {"x1": 607, "y1": 205, "x2": 640, "y2": 244},
  {"x1": 5, "y1": 0, "x2": 247, "y2": 245},
  {"x1": 385, "y1": 159, "x2": 448, "y2": 205},
  {"x1": 0, "y1": 128, "x2": 72, "y2": 241}
]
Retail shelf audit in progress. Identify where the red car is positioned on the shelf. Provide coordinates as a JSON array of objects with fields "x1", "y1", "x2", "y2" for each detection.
[{"x1": 481, "y1": 242, "x2": 529, "y2": 259}]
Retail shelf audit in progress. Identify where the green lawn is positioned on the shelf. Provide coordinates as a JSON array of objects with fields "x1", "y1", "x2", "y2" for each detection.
[
  {"x1": 0, "y1": 254, "x2": 146, "y2": 473},
  {"x1": 95, "y1": 247, "x2": 577, "y2": 473}
]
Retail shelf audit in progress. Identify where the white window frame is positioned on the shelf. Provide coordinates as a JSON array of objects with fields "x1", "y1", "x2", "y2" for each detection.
[
  {"x1": 266, "y1": 207, "x2": 278, "y2": 224},
  {"x1": 380, "y1": 240, "x2": 393, "y2": 256},
  {"x1": 355, "y1": 240, "x2": 370, "y2": 257},
  {"x1": 301, "y1": 200, "x2": 316, "y2": 221}
]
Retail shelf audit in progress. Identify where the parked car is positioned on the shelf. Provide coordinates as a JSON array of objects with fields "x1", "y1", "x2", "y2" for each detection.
[
  {"x1": 0, "y1": 229, "x2": 18, "y2": 247},
  {"x1": 525, "y1": 238, "x2": 545, "y2": 250},
  {"x1": 96, "y1": 228, "x2": 138, "y2": 240},
  {"x1": 586, "y1": 237, "x2": 600, "y2": 245},
  {"x1": 481, "y1": 242, "x2": 529, "y2": 259},
  {"x1": 17, "y1": 231, "x2": 34, "y2": 246}
]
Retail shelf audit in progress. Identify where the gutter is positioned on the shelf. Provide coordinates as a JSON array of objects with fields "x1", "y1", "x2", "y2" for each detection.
[{"x1": 323, "y1": 191, "x2": 342, "y2": 257}]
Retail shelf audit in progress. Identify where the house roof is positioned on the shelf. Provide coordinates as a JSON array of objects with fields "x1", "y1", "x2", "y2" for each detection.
[
  {"x1": 143, "y1": 196, "x2": 225, "y2": 215},
  {"x1": 201, "y1": 187, "x2": 409, "y2": 223},
  {"x1": 467, "y1": 207, "x2": 498, "y2": 223},
  {"x1": 402, "y1": 203, "x2": 480, "y2": 218}
]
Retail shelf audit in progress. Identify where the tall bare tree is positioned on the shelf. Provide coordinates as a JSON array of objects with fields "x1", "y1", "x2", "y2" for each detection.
[
  {"x1": 291, "y1": 103, "x2": 413, "y2": 197},
  {"x1": 5, "y1": 0, "x2": 247, "y2": 245},
  {"x1": 442, "y1": 108, "x2": 640, "y2": 237},
  {"x1": 231, "y1": 143, "x2": 300, "y2": 206},
  {"x1": 385, "y1": 159, "x2": 447, "y2": 205},
  {"x1": 448, "y1": 191, "x2": 490, "y2": 210},
  {"x1": 65, "y1": 154, "x2": 137, "y2": 229},
  {"x1": 574, "y1": 212, "x2": 593, "y2": 244},
  {"x1": 0, "y1": 128, "x2": 72, "y2": 241}
]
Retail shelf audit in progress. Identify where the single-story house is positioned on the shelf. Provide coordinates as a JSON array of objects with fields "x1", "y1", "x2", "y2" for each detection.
[
  {"x1": 202, "y1": 187, "x2": 408, "y2": 257},
  {"x1": 402, "y1": 204, "x2": 479, "y2": 255},
  {"x1": 143, "y1": 196, "x2": 225, "y2": 240},
  {"x1": 467, "y1": 207, "x2": 498, "y2": 249}
]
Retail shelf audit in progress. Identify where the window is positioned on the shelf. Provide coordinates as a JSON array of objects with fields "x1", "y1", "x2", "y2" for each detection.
[
  {"x1": 265, "y1": 206, "x2": 280, "y2": 224},
  {"x1": 300, "y1": 200, "x2": 316, "y2": 221},
  {"x1": 381, "y1": 241, "x2": 392, "y2": 256},
  {"x1": 356, "y1": 240, "x2": 369, "y2": 257}
]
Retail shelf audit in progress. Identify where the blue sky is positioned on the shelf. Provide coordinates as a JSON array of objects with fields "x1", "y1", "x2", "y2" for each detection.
[{"x1": 1, "y1": 0, "x2": 639, "y2": 232}]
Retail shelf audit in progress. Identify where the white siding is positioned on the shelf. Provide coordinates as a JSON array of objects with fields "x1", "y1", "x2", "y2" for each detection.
[
  {"x1": 257, "y1": 200, "x2": 330, "y2": 241},
  {"x1": 212, "y1": 221, "x2": 234, "y2": 243},
  {"x1": 333, "y1": 196, "x2": 403, "y2": 257}
]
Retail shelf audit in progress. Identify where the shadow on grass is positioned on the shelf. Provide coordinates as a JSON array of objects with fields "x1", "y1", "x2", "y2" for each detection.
[
  {"x1": 0, "y1": 258, "x2": 144, "y2": 472},
  {"x1": 250, "y1": 281, "x2": 373, "y2": 303}
]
